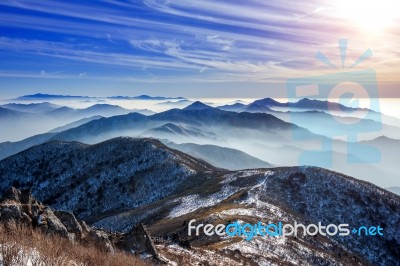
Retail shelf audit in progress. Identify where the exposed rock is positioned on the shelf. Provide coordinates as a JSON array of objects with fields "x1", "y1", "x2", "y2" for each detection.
[
  {"x1": 89, "y1": 229, "x2": 115, "y2": 254},
  {"x1": 43, "y1": 208, "x2": 69, "y2": 237},
  {"x1": 0, "y1": 187, "x2": 163, "y2": 263},
  {"x1": 118, "y1": 223, "x2": 166, "y2": 264},
  {"x1": 0, "y1": 205, "x2": 31, "y2": 227},
  {"x1": 0, "y1": 187, "x2": 32, "y2": 226},
  {"x1": 0, "y1": 187, "x2": 92, "y2": 243},
  {"x1": 54, "y1": 210, "x2": 83, "y2": 237},
  {"x1": 79, "y1": 220, "x2": 91, "y2": 236}
]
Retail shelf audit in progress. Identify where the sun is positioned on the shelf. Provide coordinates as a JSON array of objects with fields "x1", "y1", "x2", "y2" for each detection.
[{"x1": 335, "y1": 0, "x2": 399, "y2": 32}]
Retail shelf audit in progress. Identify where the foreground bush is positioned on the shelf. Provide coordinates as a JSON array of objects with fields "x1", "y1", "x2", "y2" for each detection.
[{"x1": 0, "y1": 225, "x2": 150, "y2": 266}]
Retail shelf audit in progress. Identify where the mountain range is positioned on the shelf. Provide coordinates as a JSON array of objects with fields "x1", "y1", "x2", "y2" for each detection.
[
  {"x1": 0, "y1": 101, "x2": 399, "y2": 187},
  {"x1": 14, "y1": 93, "x2": 186, "y2": 101},
  {"x1": 0, "y1": 137, "x2": 398, "y2": 265},
  {"x1": 1, "y1": 95, "x2": 399, "y2": 265},
  {"x1": 219, "y1": 98, "x2": 400, "y2": 139},
  {"x1": 0, "y1": 102, "x2": 153, "y2": 142},
  {"x1": 219, "y1": 97, "x2": 371, "y2": 113},
  {"x1": 1, "y1": 102, "x2": 60, "y2": 113}
]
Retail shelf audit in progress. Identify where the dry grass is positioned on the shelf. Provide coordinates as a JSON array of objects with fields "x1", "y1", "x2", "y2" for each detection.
[{"x1": 0, "y1": 225, "x2": 151, "y2": 266}]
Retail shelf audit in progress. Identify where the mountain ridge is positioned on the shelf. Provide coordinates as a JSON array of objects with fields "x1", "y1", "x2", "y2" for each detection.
[
  {"x1": 0, "y1": 137, "x2": 397, "y2": 265},
  {"x1": 0, "y1": 137, "x2": 219, "y2": 222},
  {"x1": 15, "y1": 93, "x2": 186, "y2": 101},
  {"x1": 164, "y1": 141, "x2": 273, "y2": 170}
]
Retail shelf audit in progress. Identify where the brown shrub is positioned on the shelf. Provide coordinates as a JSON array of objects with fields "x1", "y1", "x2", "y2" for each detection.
[{"x1": 0, "y1": 225, "x2": 151, "y2": 266}]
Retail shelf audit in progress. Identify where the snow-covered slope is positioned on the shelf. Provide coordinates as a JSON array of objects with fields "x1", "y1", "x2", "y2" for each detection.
[
  {"x1": 0, "y1": 138, "x2": 398, "y2": 265},
  {"x1": 0, "y1": 137, "x2": 218, "y2": 222},
  {"x1": 146, "y1": 167, "x2": 400, "y2": 266}
]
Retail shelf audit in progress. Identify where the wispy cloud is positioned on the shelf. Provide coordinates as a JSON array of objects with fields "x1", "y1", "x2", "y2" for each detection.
[{"x1": 0, "y1": 0, "x2": 398, "y2": 96}]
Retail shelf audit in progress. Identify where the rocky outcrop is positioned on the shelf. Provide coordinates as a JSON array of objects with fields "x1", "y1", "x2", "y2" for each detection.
[
  {"x1": 54, "y1": 210, "x2": 83, "y2": 237},
  {"x1": 43, "y1": 208, "x2": 69, "y2": 237},
  {"x1": 0, "y1": 187, "x2": 164, "y2": 263},
  {"x1": 88, "y1": 229, "x2": 114, "y2": 253},
  {"x1": 118, "y1": 223, "x2": 162, "y2": 261},
  {"x1": 0, "y1": 187, "x2": 36, "y2": 227}
]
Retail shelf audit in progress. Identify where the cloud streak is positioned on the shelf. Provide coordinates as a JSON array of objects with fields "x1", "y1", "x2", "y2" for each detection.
[{"x1": 0, "y1": 0, "x2": 399, "y2": 96}]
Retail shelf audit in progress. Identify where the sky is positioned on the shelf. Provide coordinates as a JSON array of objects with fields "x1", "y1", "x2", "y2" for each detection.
[{"x1": 0, "y1": 0, "x2": 399, "y2": 98}]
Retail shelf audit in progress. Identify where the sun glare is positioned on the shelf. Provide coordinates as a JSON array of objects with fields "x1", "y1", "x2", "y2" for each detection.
[{"x1": 336, "y1": 0, "x2": 399, "y2": 32}]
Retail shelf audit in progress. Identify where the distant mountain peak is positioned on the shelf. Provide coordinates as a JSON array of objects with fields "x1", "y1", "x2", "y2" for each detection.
[
  {"x1": 16, "y1": 93, "x2": 89, "y2": 100},
  {"x1": 216, "y1": 102, "x2": 247, "y2": 112},
  {"x1": 374, "y1": 135, "x2": 392, "y2": 141},
  {"x1": 159, "y1": 123, "x2": 183, "y2": 130},
  {"x1": 254, "y1": 97, "x2": 284, "y2": 106},
  {"x1": 150, "y1": 123, "x2": 186, "y2": 133},
  {"x1": 51, "y1": 106, "x2": 75, "y2": 112},
  {"x1": 367, "y1": 135, "x2": 399, "y2": 143},
  {"x1": 297, "y1": 98, "x2": 326, "y2": 104},
  {"x1": 144, "y1": 123, "x2": 207, "y2": 139},
  {"x1": 15, "y1": 93, "x2": 186, "y2": 101},
  {"x1": 0, "y1": 106, "x2": 20, "y2": 115},
  {"x1": 183, "y1": 101, "x2": 213, "y2": 110},
  {"x1": 5, "y1": 102, "x2": 56, "y2": 107},
  {"x1": 112, "y1": 95, "x2": 186, "y2": 100},
  {"x1": 246, "y1": 98, "x2": 287, "y2": 111},
  {"x1": 84, "y1": 104, "x2": 126, "y2": 110},
  {"x1": 293, "y1": 98, "x2": 360, "y2": 112}
]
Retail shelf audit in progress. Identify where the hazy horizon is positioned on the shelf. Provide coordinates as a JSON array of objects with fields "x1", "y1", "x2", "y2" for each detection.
[{"x1": 2, "y1": 93, "x2": 400, "y2": 119}]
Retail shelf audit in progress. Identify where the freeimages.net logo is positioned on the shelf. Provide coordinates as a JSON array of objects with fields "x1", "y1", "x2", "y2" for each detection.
[{"x1": 286, "y1": 39, "x2": 382, "y2": 167}]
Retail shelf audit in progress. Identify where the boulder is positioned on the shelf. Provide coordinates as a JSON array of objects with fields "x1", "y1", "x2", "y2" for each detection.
[
  {"x1": 43, "y1": 208, "x2": 69, "y2": 237},
  {"x1": 89, "y1": 229, "x2": 115, "y2": 254},
  {"x1": 54, "y1": 210, "x2": 83, "y2": 237},
  {"x1": 0, "y1": 205, "x2": 32, "y2": 228}
]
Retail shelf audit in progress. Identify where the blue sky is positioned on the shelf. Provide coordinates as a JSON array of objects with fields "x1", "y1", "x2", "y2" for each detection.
[{"x1": 0, "y1": 0, "x2": 399, "y2": 98}]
